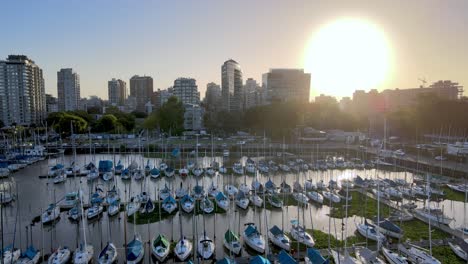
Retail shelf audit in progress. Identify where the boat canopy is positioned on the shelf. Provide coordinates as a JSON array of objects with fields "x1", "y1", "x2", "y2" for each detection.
[
  {"x1": 250, "y1": 255, "x2": 271, "y2": 264},
  {"x1": 265, "y1": 179, "x2": 276, "y2": 190},
  {"x1": 375, "y1": 219, "x2": 403, "y2": 234},
  {"x1": 181, "y1": 194, "x2": 194, "y2": 203},
  {"x1": 245, "y1": 225, "x2": 259, "y2": 236},
  {"x1": 153, "y1": 234, "x2": 169, "y2": 248},
  {"x1": 270, "y1": 225, "x2": 284, "y2": 236},
  {"x1": 217, "y1": 257, "x2": 234, "y2": 264},
  {"x1": 163, "y1": 195, "x2": 176, "y2": 204},
  {"x1": 224, "y1": 229, "x2": 239, "y2": 243},
  {"x1": 126, "y1": 238, "x2": 143, "y2": 261},
  {"x1": 194, "y1": 185, "x2": 204, "y2": 194},
  {"x1": 216, "y1": 192, "x2": 227, "y2": 201},
  {"x1": 306, "y1": 248, "x2": 329, "y2": 264},
  {"x1": 278, "y1": 250, "x2": 297, "y2": 264},
  {"x1": 98, "y1": 160, "x2": 113, "y2": 173},
  {"x1": 22, "y1": 245, "x2": 38, "y2": 260}
]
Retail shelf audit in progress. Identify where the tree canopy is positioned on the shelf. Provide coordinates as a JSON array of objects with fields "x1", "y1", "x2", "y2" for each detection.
[{"x1": 143, "y1": 96, "x2": 185, "y2": 135}]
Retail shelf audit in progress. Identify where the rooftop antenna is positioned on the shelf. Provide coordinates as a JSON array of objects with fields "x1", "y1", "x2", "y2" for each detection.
[{"x1": 418, "y1": 77, "x2": 427, "y2": 88}]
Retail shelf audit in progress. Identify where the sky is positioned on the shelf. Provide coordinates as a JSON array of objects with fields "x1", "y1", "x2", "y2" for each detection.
[{"x1": 1, "y1": 0, "x2": 467, "y2": 100}]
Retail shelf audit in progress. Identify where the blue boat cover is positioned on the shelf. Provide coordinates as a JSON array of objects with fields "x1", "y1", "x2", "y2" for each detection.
[
  {"x1": 216, "y1": 192, "x2": 227, "y2": 201},
  {"x1": 150, "y1": 167, "x2": 160, "y2": 175},
  {"x1": 244, "y1": 225, "x2": 258, "y2": 236},
  {"x1": 23, "y1": 245, "x2": 38, "y2": 259},
  {"x1": 375, "y1": 219, "x2": 402, "y2": 234},
  {"x1": 181, "y1": 194, "x2": 194, "y2": 203},
  {"x1": 269, "y1": 225, "x2": 284, "y2": 236},
  {"x1": 127, "y1": 238, "x2": 143, "y2": 261},
  {"x1": 278, "y1": 250, "x2": 297, "y2": 264},
  {"x1": 250, "y1": 255, "x2": 270, "y2": 264},
  {"x1": 98, "y1": 160, "x2": 113, "y2": 173},
  {"x1": 217, "y1": 257, "x2": 234, "y2": 264},
  {"x1": 163, "y1": 195, "x2": 176, "y2": 204},
  {"x1": 307, "y1": 248, "x2": 328, "y2": 264},
  {"x1": 265, "y1": 179, "x2": 276, "y2": 190}
]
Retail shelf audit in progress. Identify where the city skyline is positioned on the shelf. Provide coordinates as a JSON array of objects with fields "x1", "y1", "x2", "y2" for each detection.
[{"x1": 1, "y1": 0, "x2": 467, "y2": 99}]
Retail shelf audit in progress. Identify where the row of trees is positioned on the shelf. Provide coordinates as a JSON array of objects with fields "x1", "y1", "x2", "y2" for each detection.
[
  {"x1": 46, "y1": 107, "x2": 136, "y2": 135},
  {"x1": 204, "y1": 100, "x2": 366, "y2": 139},
  {"x1": 387, "y1": 94, "x2": 468, "y2": 139}
]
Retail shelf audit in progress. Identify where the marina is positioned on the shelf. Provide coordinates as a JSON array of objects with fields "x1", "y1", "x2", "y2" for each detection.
[{"x1": 1, "y1": 151, "x2": 467, "y2": 263}]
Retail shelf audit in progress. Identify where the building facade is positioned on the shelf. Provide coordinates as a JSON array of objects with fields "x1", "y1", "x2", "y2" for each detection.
[
  {"x1": 108, "y1": 78, "x2": 127, "y2": 106},
  {"x1": 262, "y1": 69, "x2": 311, "y2": 103},
  {"x1": 243, "y1": 78, "x2": 263, "y2": 109},
  {"x1": 204, "y1": 82, "x2": 221, "y2": 111},
  {"x1": 183, "y1": 103, "x2": 204, "y2": 131},
  {"x1": 173, "y1": 78, "x2": 200, "y2": 105},
  {"x1": 46, "y1": 94, "x2": 58, "y2": 114},
  {"x1": 152, "y1": 87, "x2": 174, "y2": 110},
  {"x1": 221, "y1": 59, "x2": 243, "y2": 112},
  {"x1": 130, "y1": 75, "x2": 153, "y2": 112},
  {"x1": 0, "y1": 55, "x2": 46, "y2": 125},
  {"x1": 57, "y1": 68, "x2": 80, "y2": 111}
]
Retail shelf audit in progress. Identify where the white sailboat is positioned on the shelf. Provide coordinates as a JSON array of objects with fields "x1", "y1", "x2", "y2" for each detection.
[
  {"x1": 48, "y1": 247, "x2": 71, "y2": 264},
  {"x1": 243, "y1": 223, "x2": 265, "y2": 254},
  {"x1": 267, "y1": 225, "x2": 290, "y2": 251},
  {"x1": 381, "y1": 247, "x2": 408, "y2": 264}
]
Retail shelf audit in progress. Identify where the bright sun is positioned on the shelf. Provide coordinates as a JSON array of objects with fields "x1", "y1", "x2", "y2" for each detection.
[{"x1": 304, "y1": 18, "x2": 391, "y2": 98}]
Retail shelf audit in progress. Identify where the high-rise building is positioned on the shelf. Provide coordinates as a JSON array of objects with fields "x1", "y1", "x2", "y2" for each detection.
[
  {"x1": 130, "y1": 75, "x2": 153, "y2": 112},
  {"x1": 173, "y1": 78, "x2": 200, "y2": 105},
  {"x1": 204, "y1": 82, "x2": 221, "y2": 111},
  {"x1": 46, "y1": 94, "x2": 58, "y2": 114},
  {"x1": 183, "y1": 104, "x2": 204, "y2": 131},
  {"x1": 221, "y1": 59, "x2": 243, "y2": 112},
  {"x1": 152, "y1": 87, "x2": 173, "y2": 110},
  {"x1": 108, "y1": 78, "x2": 127, "y2": 106},
  {"x1": 243, "y1": 78, "x2": 262, "y2": 109},
  {"x1": 262, "y1": 69, "x2": 311, "y2": 103},
  {"x1": 0, "y1": 55, "x2": 46, "y2": 125},
  {"x1": 57, "y1": 68, "x2": 80, "y2": 111}
]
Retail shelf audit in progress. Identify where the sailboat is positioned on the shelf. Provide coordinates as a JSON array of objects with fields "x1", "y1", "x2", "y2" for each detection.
[
  {"x1": 307, "y1": 190, "x2": 324, "y2": 204},
  {"x1": 200, "y1": 195, "x2": 214, "y2": 214},
  {"x1": 162, "y1": 195, "x2": 177, "y2": 214},
  {"x1": 243, "y1": 223, "x2": 266, "y2": 254},
  {"x1": 17, "y1": 245, "x2": 41, "y2": 264},
  {"x1": 126, "y1": 235, "x2": 144, "y2": 264},
  {"x1": 126, "y1": 197, "x2": 140, "y2": 217},
  {"x1": 355, "y1": 247, "x2": 385, "y2": 264},
  {"x1": 397, "y1": 244, "x2": 441, "y2": 264},
  {"x1": 151, "y1": 234, "x2": 170, "y2": 262},
  {"x1": 48, "y1": 247, "x2": 71, "y2": 264},
  {"x1": 223, "y1": 229, "x2": 241, "y2": 255},
  {"x1": 140, "y1": 198, "x2": 155, "y2": 214},
  {"x1": 97, "y1": 243, "x2": 117, "y2": 264},
  {"x1": 355, "y1": 220, "x2": 385, "y2": 243},
  {"x1": 114, "y1": 160, "x2": 124, "y2": 174},
  {"x1": 73, "y1": 190, "x2": 94, "y2": 264},
  {"x1": 53, "y1": 171, "x2": 67, "y2": 184},
  {"x1": 72, "y1": 244, "x2": 93, "y2": 264},
  {"x1": 448, "y1": 238, "x2": 468, "y2": 261},
  {"x1": 175, "y1": 183, "x2": 188, "y2": 199},
  {"x1": 224, "y1": 184, "x2": 238, "y2": 197},
  {"x1": 197, "y1": 232, "x2": 215, "y2": 260},
  {"x1": 41, "y1": 203, "x2": 60, "y2": 224},
  {"x1": 331, "y1": 249, "x2": 361, "y2": 264},
  {"x1": 289, "y1": 219, "x2": 315, "y2": 247},
  {"x1": 193, "y1": 184, "x2": 205, "y2": 199},
  {"x1": 267, "y1": 193, "x2": 283, "y2": 208},
  {"x1": 159, "y1": 184, "x2": 172, "y2": 200},
  {"x1": 180, "y1": 194, "x2": 195, "y2": 213},
  {"x1": 235, "y1": 191, "x2": 249, "y2": 209},
  {"x1": 267, "y1": 225, "x2": 291, "y2": 251},
  {"x1": 149, "y1": 165, "x2": 160, "y2": 179},
  {"x1": 2, "y1": 245, "x2": 21, "y2": 264},
  {"x1": 305, "y1": 248, "x2": 328, "y2": 264},
  {"x1": 174, "y1": 236, "x2": 192, "y2": 261},
  {"x1": 215, "y1": 191, "x2": 230, "y2": 211},
  {"x1": 381, "y1": 247, "x2": 408, "y2": 264}
]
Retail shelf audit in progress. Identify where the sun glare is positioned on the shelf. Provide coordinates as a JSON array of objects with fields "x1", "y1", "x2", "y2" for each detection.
[{"x1": 304, "y1": 18, "x2": 391, "y2": 98}]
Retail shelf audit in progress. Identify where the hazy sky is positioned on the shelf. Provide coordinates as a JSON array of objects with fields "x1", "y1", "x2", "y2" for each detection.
[{"x1": 2, "y1": 0, "x2": 467, "y2": 99}]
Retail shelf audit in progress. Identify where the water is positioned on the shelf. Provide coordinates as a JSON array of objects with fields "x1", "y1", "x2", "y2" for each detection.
[{"x1": 0, "y1": 154, "x2": 466, "y2": 262}]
